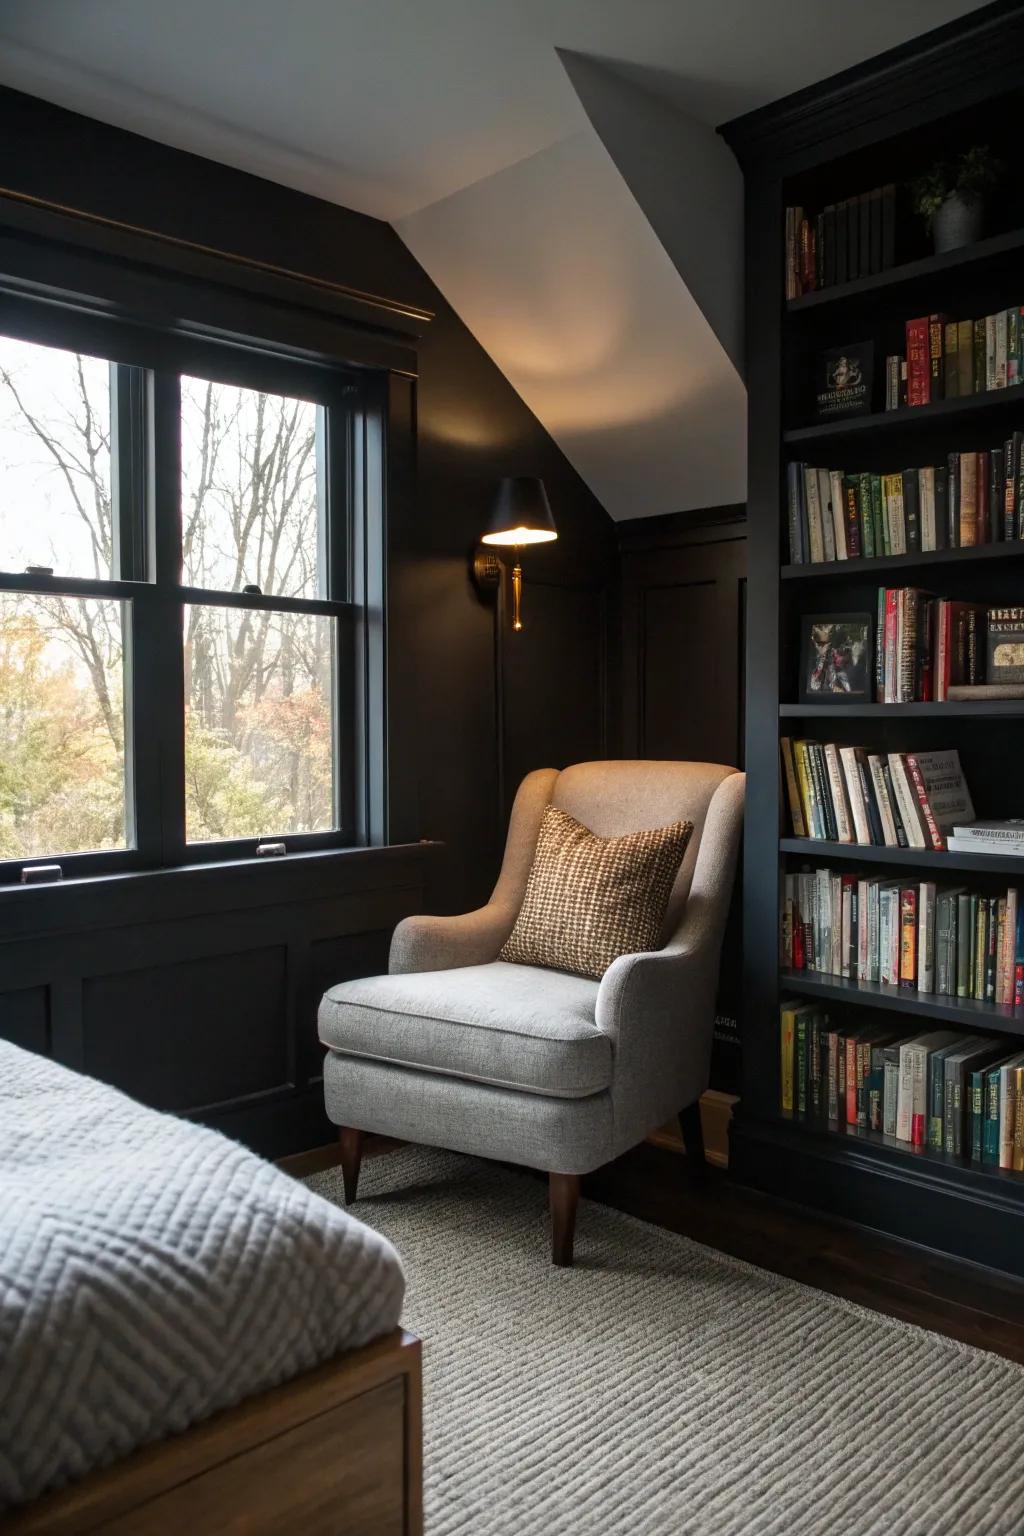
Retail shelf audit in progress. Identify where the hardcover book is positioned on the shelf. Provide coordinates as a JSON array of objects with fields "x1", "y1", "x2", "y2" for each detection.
[{"x1": 815, "y1": 343, "x2": 873, "y2": 419}]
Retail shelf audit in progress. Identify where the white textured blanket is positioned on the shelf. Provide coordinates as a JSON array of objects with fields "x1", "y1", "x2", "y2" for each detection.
[{"x1": 0, "y1": 1041, "x2": 405, "y2": 1513}]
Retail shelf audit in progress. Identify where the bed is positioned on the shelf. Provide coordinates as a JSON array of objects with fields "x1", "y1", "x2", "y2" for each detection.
[{"x1": 0, "y1": 1042, "x2": 420, "y2": 1534}]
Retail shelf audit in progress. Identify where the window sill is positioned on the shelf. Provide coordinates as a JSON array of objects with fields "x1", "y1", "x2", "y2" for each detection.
[{"x1": 0, "y1": 841, "x2": 441, "y2": 939}]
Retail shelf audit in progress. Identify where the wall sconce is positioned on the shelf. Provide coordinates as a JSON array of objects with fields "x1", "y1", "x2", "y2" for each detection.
[{"x1": 472, "y1": 477, "x2": 557, "y2": 631}]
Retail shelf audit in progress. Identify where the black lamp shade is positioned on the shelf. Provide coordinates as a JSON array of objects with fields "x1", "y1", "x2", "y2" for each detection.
[{"x1": 481, "y1": 477, "x2": 557, "y2": 546}]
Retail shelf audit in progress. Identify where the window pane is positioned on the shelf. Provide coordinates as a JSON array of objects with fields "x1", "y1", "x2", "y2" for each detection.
[
  {"x1": 0, "y1": 336, "x2": 114, "y2": 580},
  {"x1": 184, "y1": 605, "x2": 335, "y2": 842},
  {"x1": 181, "y1": 377, "x2": 322, "y2": 599},
  {"x1": 0, "y1": 593, "x2": 126, "y2": 859}
]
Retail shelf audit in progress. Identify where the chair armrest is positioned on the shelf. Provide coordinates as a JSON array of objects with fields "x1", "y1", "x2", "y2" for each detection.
[
  {"x1": 389, "y1": 904, "x2": 517, "y2": 975},
  {"x1": 595, "y1": 936, "x2": 713, "y2": 1043}
]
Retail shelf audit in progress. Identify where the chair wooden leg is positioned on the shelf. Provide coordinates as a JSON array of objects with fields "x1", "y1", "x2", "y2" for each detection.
[
  {"x1": 339, "y1": 1127, "x2": 364, "y2": 1204},
  {"x1": 679, "y1": 1099, "x2": 709, "y2": 1179},
  {"x1": 549, "y1": 1172, "x2": 581, "y2": 1267}
]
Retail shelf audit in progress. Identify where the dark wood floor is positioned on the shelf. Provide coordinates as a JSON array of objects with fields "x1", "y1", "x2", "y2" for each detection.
[{"x1": 283, "y1": 1139, "x2": 1024, "y2": 1366}]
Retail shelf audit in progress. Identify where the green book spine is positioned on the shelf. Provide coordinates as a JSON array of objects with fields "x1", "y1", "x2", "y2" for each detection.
[
  {"x1": 796, "y1": 1013, "x2": 808, "y2": 1116},
  {"x1": 928, "y1": 1049, "x2": 946, "y2": 1150},
  {"x1": 983, "y1": 1066, "x2": 1002, "y2": 1163},
  {"x1": 870, "y1": 474, "x2": 886, "y2": 557},
  {"x1": 970, "y1": 1068, "x2": 987, "y2": 1161},
  {"x1": 944, "y1": 1068, "x2": 963, "y2": 1155},
  {"x1": 956, "y1": 894, "x2": 972, "y2": 997},
  {"x1": 858, "y1": 473, "x2": 876, "y2": 558}
]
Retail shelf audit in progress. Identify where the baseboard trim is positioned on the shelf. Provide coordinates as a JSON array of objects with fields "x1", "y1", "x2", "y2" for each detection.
[{"x1": 647, "y1": 1090, "x2": 738, "y2": 1169}]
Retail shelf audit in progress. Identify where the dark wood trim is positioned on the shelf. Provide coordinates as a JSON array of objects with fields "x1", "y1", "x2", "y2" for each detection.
[
  {"x1": 616, "y1": 504, "x2": 746, "y2": 553},
  {"x1": 719, "y1": 1, "x2": 1024, "y2": 166},
  {"x1": 731, "y1": 1116, "x2": 1024, "y2": 1275},
  {"x1": 0, "y1": 185, "x2": 431, "y2": 341},
  {"x1": 4, "y1": 1329, "x2": 423, "y2": 1536},
  {"x1": 0, "y1": 841, "x2": 437, "y2": 939}
]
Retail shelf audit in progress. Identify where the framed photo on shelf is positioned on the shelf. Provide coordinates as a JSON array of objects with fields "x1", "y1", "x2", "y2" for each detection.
[{"x1": 799, "y1": 612, "x2": 874, "y2": 703}]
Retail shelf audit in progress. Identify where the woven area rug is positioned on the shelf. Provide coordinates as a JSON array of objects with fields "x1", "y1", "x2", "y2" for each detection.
[{"x1": 306, "y1": 1147, "x2": 1024, "y2": 1536}]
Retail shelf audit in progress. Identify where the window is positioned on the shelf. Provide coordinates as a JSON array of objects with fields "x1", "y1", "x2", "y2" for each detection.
[{"x1": 0, "y1": 317, "x2": 360, "y2": 880}]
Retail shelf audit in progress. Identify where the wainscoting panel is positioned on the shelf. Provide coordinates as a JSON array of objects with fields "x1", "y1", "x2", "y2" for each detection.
[
  {"x1": 618, "y1": 512, "x2": 747, "y2": 1092},
  {"x1": 1, "y1": 986, "x2": 49, "y2": 1054},
  {"x1": 499, "y1": 577, "x2": 607, "y2": 821},
  {"x1": 0, "y1": 845, "x2": 430, "y2": 1158},
  {"x1": 82, "y1": 946, "x2": 290, "y2": 1114}
]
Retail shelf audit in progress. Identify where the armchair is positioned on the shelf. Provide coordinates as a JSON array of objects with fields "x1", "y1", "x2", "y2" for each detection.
[{"x1": 319, "y1": 760, "x2": 745, "y2": 1265}]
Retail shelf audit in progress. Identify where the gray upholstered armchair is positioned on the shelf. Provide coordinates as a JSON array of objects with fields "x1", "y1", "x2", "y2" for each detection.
[{"x1": 319, "y1": 760, "x2": 745, "y2": 1265}]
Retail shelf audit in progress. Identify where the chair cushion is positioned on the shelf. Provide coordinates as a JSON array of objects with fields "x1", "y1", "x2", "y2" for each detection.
[
  {"x1": 499, "y1": 804, "x2": 692, "y2": 980},
  {"x1": 318, "y1": 961, "x2": 609, "y2": 1099}
]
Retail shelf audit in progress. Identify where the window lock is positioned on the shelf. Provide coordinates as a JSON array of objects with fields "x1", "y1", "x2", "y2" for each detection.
[
  {"x1": 256, "y1": 841, "x2": 287, "y2": 858},
  {"x1": 21, "y1": 863, "x2": 63, "y2": 884}
]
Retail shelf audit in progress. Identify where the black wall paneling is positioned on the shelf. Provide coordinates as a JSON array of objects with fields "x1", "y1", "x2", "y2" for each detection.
[
  {"x1": 617, "y1": 508, "x2": 748, "y2": 1092},
  {"x1": 619, "y1": 511, "x2": 747, "y2": 768},
  {"x1": 721, "y1": 0, "x2": 1024, "y2": 1274},
  {"x1": 496, "y1": 573, "x2": 609, "y2": 826},
  {"x1": 0, "y1": 82, "x2": 615, "y2": 1154},
  {"x1": 0, "y1": 846, "x2": 430, "y2": 1158}
]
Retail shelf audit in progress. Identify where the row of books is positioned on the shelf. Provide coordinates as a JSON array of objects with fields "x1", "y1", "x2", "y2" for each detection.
[
  {"x1": 780, "y1": 741, "x2": 973, "y2": 849},
  {"x1": 877, "y1": 589, "x2": 986, "y2": 702},
  {"x1": 781, "y1": 866, "x2": 1024, "y2": 1006},
  {"x1": 786, "y1": 436, "x2": 1024, "y2": 563},
  {"x1": 783, "y1": 188, "x2": 896, "y2": 298},
  {"x1": 779, "y1": 1002, "x2": 1024, "y2": 1168},
  {"x1": 906, "y1": 310, "x2": 1024, "y2": 406}
]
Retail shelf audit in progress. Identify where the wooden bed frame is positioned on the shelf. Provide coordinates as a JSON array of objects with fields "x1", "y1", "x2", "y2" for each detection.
[{"x1": 3, "y1": 1329, "x2": 422, "y2": 1536}]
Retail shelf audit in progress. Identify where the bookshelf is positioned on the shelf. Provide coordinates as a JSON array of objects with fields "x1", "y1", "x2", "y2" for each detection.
[{"x1": 721, "y1": 2, "x2": 1024, "y2": 1276}]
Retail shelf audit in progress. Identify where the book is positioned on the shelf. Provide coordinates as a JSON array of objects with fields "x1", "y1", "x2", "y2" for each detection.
[
  {"x1": 780, "y1": 737, "x2": 806, "y2": 838},
  {"x1": 987, "y1": 607, "x2": 1024, "y2": 684},
  {"x1": 901, "y1": 750, "x2": 975, "y2": 851},
  {"x1": 817, "y1": 344, "x2": 873, "y2": 419},
  {"x1": 906, "y1": 317, "x2": 930, "y2": 406}
]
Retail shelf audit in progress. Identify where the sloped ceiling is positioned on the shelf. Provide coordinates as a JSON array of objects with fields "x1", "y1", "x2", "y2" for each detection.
[{"x1": 0, "y1": 0, "x2": 989, "y2": 517}]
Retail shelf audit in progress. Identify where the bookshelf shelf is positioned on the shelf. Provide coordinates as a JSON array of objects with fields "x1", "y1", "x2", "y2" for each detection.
[
  {"x1": 780, "y1": 967, "x2": 1024, "y2": 1034},
  {"x1": 781, "y1": 541, "x2": 1024, "y2": 581},
  {"x1": 779, "y1": 701, "x2": 1024, "y2": 718},
  {"x1": 784, "y1": 388, "x2": 1024, "y2": 446},
  {"x1": 761, "y1": 1114, "x2": 1024, "y2": 1203},
  {"x1": 779, "y1": 836, "x2": 1024, "y2": 875},
  {"x1": 785, "y1": 226, "x2": 1024, "y2": 315},
  {"x1": 723, "y1": 7, "x2": 1024, "y2": 1275}
]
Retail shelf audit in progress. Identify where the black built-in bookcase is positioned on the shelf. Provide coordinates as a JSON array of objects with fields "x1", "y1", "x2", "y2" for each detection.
[{"x1": 721, "y1": 0, "x2": 1024, "y2": 1277}]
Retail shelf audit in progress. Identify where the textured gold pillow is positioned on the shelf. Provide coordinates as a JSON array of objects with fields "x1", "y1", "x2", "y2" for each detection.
[{"x1": 499, "y1": 804, "x2": 693, "y2": 981}]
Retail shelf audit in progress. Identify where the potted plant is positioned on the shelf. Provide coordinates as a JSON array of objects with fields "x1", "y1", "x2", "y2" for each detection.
[{"x1": 911, "y1": 146, "x2": 1002, "y2": 254}]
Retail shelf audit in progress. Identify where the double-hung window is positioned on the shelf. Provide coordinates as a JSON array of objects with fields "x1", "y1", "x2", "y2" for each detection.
[{"x1": 0, "y1": 306, "x2": 361, "y2": 880}]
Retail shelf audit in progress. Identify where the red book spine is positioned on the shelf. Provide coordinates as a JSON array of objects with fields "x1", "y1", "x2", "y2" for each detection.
[
  {"x1": 1015, "y1": 961, "x2": 1024, "y2": 1009},
  {"x1": 884, "y1": 589, "x2": 898, "y2": 701},
  {"x1": 845, "y1": 1036, "x2": 858, "y2": 1125},
  {"x1": 903, "y1": 754, "x2": 945, "y2": 851},
  {"x1": 906, "y1": 317, "x2": 931, "y2": 406}
]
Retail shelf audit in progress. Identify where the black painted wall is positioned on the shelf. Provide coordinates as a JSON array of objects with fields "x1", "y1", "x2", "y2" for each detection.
[
  {"x1": 616, "y1": 508, "x2": 748, "y2": 1091},
  {"x1": 0, "y1": 84, "x2": 616, "y2": 916},
  {"x1": 0, "y1": 85, "x2": 615, "y2": 1157}
]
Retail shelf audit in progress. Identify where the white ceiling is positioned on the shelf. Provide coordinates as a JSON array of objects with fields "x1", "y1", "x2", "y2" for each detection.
[
  {"x1": 0, "y1": 0, "x2": 989, "y2": 519},
  {"x1": 0, "y1": 0, "x2": 987, "y2": 222}
]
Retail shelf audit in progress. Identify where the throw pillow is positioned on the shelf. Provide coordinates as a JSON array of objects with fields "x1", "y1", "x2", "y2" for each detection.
[{"x1": 499, "y1": 804, "x2": 693, "y2": 980}]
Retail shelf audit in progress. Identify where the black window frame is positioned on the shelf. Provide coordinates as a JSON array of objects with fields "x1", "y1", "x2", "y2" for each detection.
[{"x1": 0, "y1": 295, "x2": 368, "y2": 884}]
